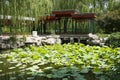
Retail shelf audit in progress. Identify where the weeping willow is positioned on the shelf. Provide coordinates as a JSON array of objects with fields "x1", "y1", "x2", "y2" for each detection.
[
  {"x1": 0, "y1": 0, "x2": 53, "y2": 34},
  {"x1": 53, "y1": 0, "x2": 119, "y2": 13},
  {"x1": 0, "y1": 0, "x2": 119, "y2": 34}
]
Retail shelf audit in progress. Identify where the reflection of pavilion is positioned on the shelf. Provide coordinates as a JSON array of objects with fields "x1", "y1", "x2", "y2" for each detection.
[{"x1": 38, "y1": 10, "x2": 96, "y2": 35}]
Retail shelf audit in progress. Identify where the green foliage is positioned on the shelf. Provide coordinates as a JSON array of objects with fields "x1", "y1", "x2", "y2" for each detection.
[
  {"x1": 0, "y1": 43, "x2": 120, "y2": 80},
  {"x1": 7, "y1": 35, "x2": 18, "y2": 44},
  {"x1": 105, "y1": 32, "x2": 120, "y2": 47},
  {"x1": 108, "y1": 63, "x2": 120, "y2": 80},
  {"x1": 97, "y1": 9, "x2": 120, "y2": 33},
  {"x1": 0, "y1": 0, "x2": 53, "y2": 34},
  {"x1": 53, "y1": 0, "x2": 119, "y2": 13}
]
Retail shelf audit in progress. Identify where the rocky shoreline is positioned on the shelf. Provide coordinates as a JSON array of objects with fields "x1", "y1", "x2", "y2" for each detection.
[
  {"x1": 0, "y1": 35, "x2": 61, "y2": 50},
  {"x1": 0, "y1": 33, "x2": 108, "y2": 50}
]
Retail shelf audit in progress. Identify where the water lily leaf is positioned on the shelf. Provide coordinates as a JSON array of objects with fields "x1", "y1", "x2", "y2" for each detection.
[
  {"x1": 37, "y1": 73, "x2": 46, "y2": 77},
  {"x1": 9, "y1": 67, "x2": 16, "y2": 70},
  {"x1": 37, "y1": 62, "x2": 48, "y2": 65},
  {"x1": 18, "y1": 73, "x2": 25, "y2": 77},
  {"x1": 16, "y1": 63, "x2": 22, "y2": 67},
  {"x1": 19, "y1": 64, "x2": 27, "y2": 69},
  {"x1": 10, "y1": 77, "x2": 16, "y2": 80},
  {"x1": 93, "y1": 68, "x2": 102, "y2": 74},
  {"x1": 32, "y1": 55, "x2": 40, "y2": 60},
  {"x1": 75, "y1": 77, "x2": 86, "y2": 80},
  {"x1": 98, "y1": 76, "x2": 109, "y2": 80},
  {"x1": 46, "y1": 74, "x2": 52, "y2": 78},
  {"x1": 9, "y1": 61, "x2": 17, "y2": 64},
  {"x1": 0, "y1": 61, "x2": 3, "y2": 64},
  {"x1": 73, "y1": 74, "x2": 86, "y2": 80},
  {"x1": 44, "y1": 67, "x2": 53, "y2": 70},
  {"x1": 62, "y1": 78, "x2": 68, "y2": 80},
  {"x1": 31, "y1": 60, "x2": 41, "y2": 65},
  {"x1": 52, "y1": 71, "x2": 67, "y2": 78},
  {"x1": 0, "y1": 70, "x2": 2, "y2": 72},
  {"x1": 26, "y1": 65, "x2": 39, "y2": 72},
  {"x1": 27, "y1": 77, "x2": 34, "y2": 80},
  {"x1": 80, "y1": 68, "x2": 89, "y2": 73}
]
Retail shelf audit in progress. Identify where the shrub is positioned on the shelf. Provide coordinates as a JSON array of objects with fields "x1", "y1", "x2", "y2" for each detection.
[
  {"x1": 97, "y1": 9, "x2": 120, "y2": 33},
  {"x1": 105, "y1": 32, "x2": 120, "y2": 47}
]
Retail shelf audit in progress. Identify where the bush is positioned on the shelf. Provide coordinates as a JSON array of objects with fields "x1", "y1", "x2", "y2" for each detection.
[
  {"x1": 97, "y1": 9, "x2": 120, "y2": 33},
  {"x1": 105, "y1": 32, "x2": 120, "y2": 47},
  {"x1": 108, "y1": 63, "x2": 120, "y2": 80}
]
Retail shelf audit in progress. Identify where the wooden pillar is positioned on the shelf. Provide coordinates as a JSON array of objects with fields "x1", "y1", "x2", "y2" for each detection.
[
  {"x1": 32, "y1": 22, "x2": 35, "y2": 32},
  {"x1": 72, "y1": 19, "x2": 74, "y2": 34},
  {"x1": 29, "y1": 22, "x2": 31, "y2": 33},
  {"x1": 0, "y1": 22, "x2": 2, "y2": 35},
  {"x1": 79, "y1": 20, "x2": 82, "y2": 33},
  {"x1": 78, "y1": 21, "x2": 80, "y2": 33},
  {"x1": 78, "y1": 38, "x2": 80, "y2": 43},
  {"x1": 43, "y1": 21, "x2": 47, "y2": 34},
  {"x1": 40, "y1": 21, "x2": 43, "y2": 34},
  {"x1": 37, "y1": 21, "x2": 41, "y2": 34},
  {"x1": 64, "y1": 18, "x2": 68, "y2": 33},
  {"x1": 54, "y1": 20, "x2": 56, "y2": 33},
  {"x1": 58, "y1": 20, "x2": 61, "y2": 34},
  {"x1": 89, "y1": 19, "x2": 94, "y2": 33},
  {"x1": 48, "y1": 21, "x2": 50, "y2": 34},
  {"x1": 83, "y1": 20, "x2": 86, "y2": 33},
  {"x1": 75, "y1": 20, "x2": 77, "y2": 34}
]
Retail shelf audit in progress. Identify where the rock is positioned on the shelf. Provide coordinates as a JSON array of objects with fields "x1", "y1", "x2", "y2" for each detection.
[
  {"x1": 88, "y1": 33, "x2": 93, "y2": 37},
  {"x1": 56, "y1": 38, "x2": 61, "y2": 44},
  {"x1": 6, "y1": 44, "x2": 11, "y2": 49},
  {"x1": 88, "y1": 33, "x2": 99, "y2": 40},
  {"x1": 0, "y1": 37, "x2": 2, "y2": 43},
  {"x1": 1, "y1": 43, "x2": 7, "y2": 49},
  {"x1": 87, "y1": 33, "x2": 107, "y2": 46},
  {"x1": 43, "y1": 38, "x2": 56, "y2": 45},
  {"x1": 0, "y1": 35, "x2": 61, "y2": 49},
  {"x1": 91, "y1": 40, "x2": 100, "y2": 44}
]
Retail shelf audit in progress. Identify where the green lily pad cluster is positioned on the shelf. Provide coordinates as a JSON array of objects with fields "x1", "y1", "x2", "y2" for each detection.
[{"x1": 0, "y1": 43, "x2": 120, "y2": 80}]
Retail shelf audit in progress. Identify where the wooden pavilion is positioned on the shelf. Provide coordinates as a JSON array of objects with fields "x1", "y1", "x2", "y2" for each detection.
[
  {"x1": 38, "y1": 10, "x2": 96, "y2": 35},
  {"x1": 0, "y1": 10, "x2": 96, "y2": 36}
]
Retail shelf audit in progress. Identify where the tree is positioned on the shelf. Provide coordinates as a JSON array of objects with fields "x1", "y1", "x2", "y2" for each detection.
[
  {"x1": 97, "y1": 9, "x2": 120, "y2": 33},
  {"x1": 0, "y1": 0, "x2": 53, "y2": 26}
]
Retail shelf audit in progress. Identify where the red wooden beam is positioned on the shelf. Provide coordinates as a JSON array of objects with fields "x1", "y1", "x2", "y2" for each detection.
[
  {"x1": 72, "y1": 13, "x2": 96, "y2": 20},
  {"x1": 39, "y1": 15, "x2": 61, "y2": 22},
  {"x1": 52, "y1": 10, "x2": 79, "y2": 17},
  {"x1": 39, "y1": 15, "x2": 55, "y2": 21},
  {"x1": 45, "y1": 15, "x2": 56, "y2": 21}
]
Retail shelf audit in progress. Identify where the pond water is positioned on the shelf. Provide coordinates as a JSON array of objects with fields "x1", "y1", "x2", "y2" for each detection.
[{"x1": 0, "y1": 49, "x2": 12, "y2": 54}]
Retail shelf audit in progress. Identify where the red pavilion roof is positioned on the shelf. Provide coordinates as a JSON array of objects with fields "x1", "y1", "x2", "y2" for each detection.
[
  {"x1": 52, "y1": 10, "x2": 79, "y2": 17},
  {"x1": 39, "y1": 10, "x2": 96, "y2": 21}
]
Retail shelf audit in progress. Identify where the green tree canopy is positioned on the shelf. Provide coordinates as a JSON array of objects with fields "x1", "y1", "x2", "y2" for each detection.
[
  {"x1": 97, "y1": 9, "x2": 120, "y2": 33},
  {"x1": 0, "y1": 0, "x2": 53, "y2": 23},
  {"x1": 53, "y1": 0, "x2": 119, "y2": 13}
]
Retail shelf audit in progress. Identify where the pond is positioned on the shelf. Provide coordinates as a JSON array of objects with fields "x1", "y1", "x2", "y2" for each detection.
[{"x1": 0, "y1": 43, "x2": 120, "y2": 80}]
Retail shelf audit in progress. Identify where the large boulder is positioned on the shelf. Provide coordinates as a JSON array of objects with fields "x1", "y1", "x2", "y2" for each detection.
[
  {"x1": 87, "y1": 33, "x2": 106, "y2": 46},
  {"x1": 43, "y1": 38, "x2": 56, "y2": 45},
  {"x1": 25, "y1": 36, "x2": 42, "y2": 46},
  {"x1": 41, "y1": 35, "x2": 61, "y2": 45}
]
